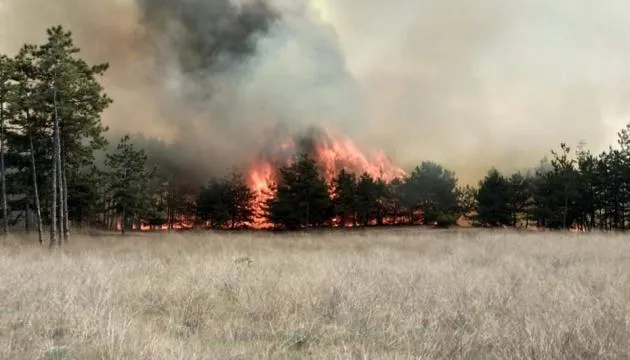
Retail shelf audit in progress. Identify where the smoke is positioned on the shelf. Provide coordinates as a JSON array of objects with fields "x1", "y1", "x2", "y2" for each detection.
[
  {"x1": 137, "y1": 0, "x2": 278, "y2": 75},
  {"x1": 320, "y1": 0, "x2": 630, "y2": 182},
  {"x1": 1, "y1": 0, "x2": 630, "y2": 184}
]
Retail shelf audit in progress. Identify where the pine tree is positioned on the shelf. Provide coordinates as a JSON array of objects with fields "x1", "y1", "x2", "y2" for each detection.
[
  {"x1": 265, "y1": 152, "x2": 332, "y2": 230},
  {"x1": 551, "y1": 144, "x2": 580, "y2": 229},
  {"x1": 456, "y1": 184, "x2": 477, "y2": 221},
  {"x1": 402, "y1": 162, "x2": 459, "y2": 226},
  {"x1": 227, "y1": 171, "x2": 255, "y2": 229},
  {"x1": 105, "y1": 135, "x2": 153, "y2": 235},
  {"x1": 33, "y1": 26, "x2": 111, "y2": 242},
  {"x1": 10, "y1": 46, "x2": 45, "y2": 244},
  {"x1": 386, "y1": 178, "x2": 407, "y2": 225},
  {"x1": 0, "y1": 55, "x2": 12, "y2": 234},
  {"x1": 356, "y1": 172, "x2": 378, "y2": 226},
  {"x1": 197, "y1": 178, "x2": 231, "y2": 229},
  {"x1": 332, "y1": 169, "x2": 357, "y2": 227},
  {"x1": 475, "y1": 169, "x2": 511, "y2": 227},
  {"x1": 575, "y1": 144, "x2": 598, "y2": 231},
  {"x1": 52, "y1": 61, "x2": 63, "y2": 245},
  {"x1": 529, "y1": 144, "x2": 581, "y2": 229},
  {"x1": 373, "y1": 178, "x2": 389, "y2": 225},
  {"x1": 507, "y1": 172, "x2": 531, "y2": 227}
]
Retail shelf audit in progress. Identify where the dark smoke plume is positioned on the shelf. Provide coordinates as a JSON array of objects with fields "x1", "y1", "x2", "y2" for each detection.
[{"x1": 138, "y1": 0, "x2": 278, "y2": 75}]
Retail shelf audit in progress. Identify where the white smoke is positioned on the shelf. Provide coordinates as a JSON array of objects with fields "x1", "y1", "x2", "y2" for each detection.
[
  {"x1": 320, "y1": 0, "x2": 630, "y2": 181},
  {"x1": 1, "y1": 0, "x2": 630, "y2": 184}
]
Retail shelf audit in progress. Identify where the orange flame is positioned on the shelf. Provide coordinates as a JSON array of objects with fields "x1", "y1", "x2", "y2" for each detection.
[
  {"x1": 124, "y1": 127, "x2": 409, "y2": 232},
  {"x1": 315, "y1": 129, "x2": 407, "y2": 184},
  {"x1": 246, "y1": 127, "x2": 408, "y2": 228},
  {"x1": 248, "y1": 161, "x2": 276, "y2": 229}
]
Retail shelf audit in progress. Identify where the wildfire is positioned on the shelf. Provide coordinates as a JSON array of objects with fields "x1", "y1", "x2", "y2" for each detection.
[
  {"x1": 246, "y1": 126, "x2": 408, "y2": 228},
  {"x1": 248, "y1": 161, "x2": 276, "y2": 228},
  {"x1": 115, "y1": 126, "x2": 410, "y2": 232},
  {"x1": 116, "y1": 216, "x2": 193, "y2": 232},
  {"x1": 315, "y1": 129, "x2": 407, "y2": 184}
]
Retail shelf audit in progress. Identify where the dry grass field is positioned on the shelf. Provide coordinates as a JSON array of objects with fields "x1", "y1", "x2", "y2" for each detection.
[{"x1": 1, "y1": 229, "x2": 630, "y2": 359}]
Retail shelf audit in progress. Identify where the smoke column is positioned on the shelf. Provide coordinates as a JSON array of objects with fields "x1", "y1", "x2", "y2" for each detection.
[{"x1": 1, "y1": 0, "x2": 630, "y2": 184}]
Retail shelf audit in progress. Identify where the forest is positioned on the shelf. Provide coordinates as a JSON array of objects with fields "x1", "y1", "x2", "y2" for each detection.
[{"x1": 1, "y1": 26, "x2": 629, "y2": 245}]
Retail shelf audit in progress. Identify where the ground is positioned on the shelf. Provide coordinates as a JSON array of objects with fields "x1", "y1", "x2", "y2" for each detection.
[{"x1": 1, "y1": 229, "x2": 629, "y2": 359}]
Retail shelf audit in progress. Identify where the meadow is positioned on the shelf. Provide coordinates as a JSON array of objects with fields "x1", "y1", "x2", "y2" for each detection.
[{"x1": 1, "y1": 229, "x2": 629, "y2": 359}]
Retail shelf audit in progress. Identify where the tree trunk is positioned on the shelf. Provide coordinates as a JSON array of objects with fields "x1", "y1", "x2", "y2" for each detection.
[
  {"x1": 50, "y1": 67, "x2": 60, "y2": 247},
  {"x1": 57, "y1": 152, "x2": 63, "y2": 242},
  {"x1": 29, "y1": 132, "x2": 43, "y2": 245},
  {"x1": 24, "y1": 200, "x2": 29, "y2": 232},
  {"x1": 305, "y1": 202, "x2": 309, "y2": 229},
  {"x1": 61, "y1": 149, "x2": 69, "y2": 242},
  {"x1": 50, "y1": 159, "x2": 57, "y2": 247},
  {"x1": 562, "y1": 184, "x2": 569, "y2": 230},
  {"x1": 121, "y1": 206, "x2": 126, "y2": 235},
  {"x1": 53, "y1": 67, "x2": 65, "y2": 244},
  {"x1": 50, "y1": 129, "x2": 58, "y2": 247},
  {"x1": 168, "y1": 205, "x2": 174, "y2": 230},
  {"x1": 107, "y1": 214, "x2": 114, "y2": 232},
  {"x1": 0, "y1": 92, "x2": 8, "y2": 235}
]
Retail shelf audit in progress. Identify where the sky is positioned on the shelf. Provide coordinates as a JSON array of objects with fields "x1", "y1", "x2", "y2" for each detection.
[{"x1": 1, "y1": 0, "x2": 630, "y2": 183}]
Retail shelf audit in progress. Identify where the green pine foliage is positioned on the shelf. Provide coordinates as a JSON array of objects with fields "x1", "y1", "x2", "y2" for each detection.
[
  {"x1": 331, "y1": 169, "x2": 358, "y2": 227},
  {"x1": 104, "y1": 135, "x2": 155, "y2": 234},
  {"x1": 5, "y1": 25, "x2": 630, "y2": 235},
  {"x1": 197, "y1": 172, "x2": 255, "y2": 229},
  {"x1": 402, "y1": 162, "x2": 460, "y2": 227},
  {"x1": 265, "y1": 152, "x2": 333, "y2": 230},
  {"x1": 475, "y1": 169, "x2": 512, "y2": 227}
]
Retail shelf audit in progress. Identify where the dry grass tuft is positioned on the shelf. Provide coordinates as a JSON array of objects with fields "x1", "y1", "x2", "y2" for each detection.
[{"x1": 1, "y1": 229, "x2": 630, "y2": 359}]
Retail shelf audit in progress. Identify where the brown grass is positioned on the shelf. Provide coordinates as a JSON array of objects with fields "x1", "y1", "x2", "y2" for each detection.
[{"x1": 1, "y1": 229, "x2": 630, "y2": 359}]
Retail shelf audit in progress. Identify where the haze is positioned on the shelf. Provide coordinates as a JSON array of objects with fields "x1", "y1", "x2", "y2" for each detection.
[{"x1": 1, "y1": 0, "x2": 629, "y2": 184}]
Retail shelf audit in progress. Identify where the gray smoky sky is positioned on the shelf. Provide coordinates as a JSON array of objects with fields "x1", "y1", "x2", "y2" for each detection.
[{"x1": 1, "y1": 0, "x2": 630, "y2": 184}]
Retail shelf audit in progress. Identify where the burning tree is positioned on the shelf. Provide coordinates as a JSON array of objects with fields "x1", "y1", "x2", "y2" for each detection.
[
  {"x1": 246, "y1": 126, "x2": 409, "y2": 227},
  {"x1": 264, "y1": 152, "x2": 333, "y2": 230}
]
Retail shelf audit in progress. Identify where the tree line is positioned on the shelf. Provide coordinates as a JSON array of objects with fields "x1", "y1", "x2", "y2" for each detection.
[
  {"x1": 124, "y1": 133, "x2": 630, "y2": 232},
  {"x1": 475, "y1": 131, "x2": 630, "y2": 231},
  {"x1": 2, "y1": 26, "x2": 630, "y2": 239}
]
